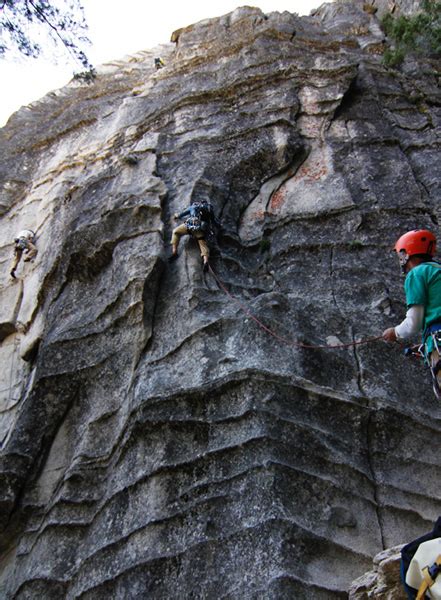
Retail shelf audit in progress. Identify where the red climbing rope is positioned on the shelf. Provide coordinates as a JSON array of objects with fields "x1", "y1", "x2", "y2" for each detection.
[{"x1": 208, "y1": 265, "x2": 383, "y2": 350}]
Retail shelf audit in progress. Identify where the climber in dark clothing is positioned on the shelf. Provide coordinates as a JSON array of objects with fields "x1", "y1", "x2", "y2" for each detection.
[{"x1": 169, "y1": 200, "x2": 219, "y2": 271}]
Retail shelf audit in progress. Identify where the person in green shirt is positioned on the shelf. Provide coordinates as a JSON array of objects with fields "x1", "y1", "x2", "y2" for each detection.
[{"x1": 383, "y1": 229, "x2": 441, "y2": 396}]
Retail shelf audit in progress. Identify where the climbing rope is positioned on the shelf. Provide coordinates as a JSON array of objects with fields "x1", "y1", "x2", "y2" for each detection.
[{"x1": 208, "y1": 265, "x2": 383, "y2": 350}]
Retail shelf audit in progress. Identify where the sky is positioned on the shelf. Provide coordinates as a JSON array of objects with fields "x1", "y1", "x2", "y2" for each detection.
[{"x1": 0, "y1": 0, "x2": 323, "y2": 127}]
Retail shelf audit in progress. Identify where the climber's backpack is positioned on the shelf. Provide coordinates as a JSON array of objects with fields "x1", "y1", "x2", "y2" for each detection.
[
  {"x1": 185, "y1": 216, "x2": 203, "y2": 233},
  {"x1": 401, "y1": 518, "x2": 441, "y2": 599},
  {"x1": 185, "y1": 204, "x2": 212, "y2": 234},
  {"x1": 16, "y1": 239, "x2": 28, "y2": 250},
  {"x1": 15, "y1": 229, "x2": 36, "y2": 250}
]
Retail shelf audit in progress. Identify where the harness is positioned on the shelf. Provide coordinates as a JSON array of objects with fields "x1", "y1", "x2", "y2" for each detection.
[
  {"x1": 424, "y1": 324, "x2": 441, "y2": 397},
  {"x1": 417, "y1": 555, "x2": 441, "y2": 599},
  {"x1": 423, "y1": 323, "x2": 441, "y2": 345},
  {"x1": 405, "y1": 322, "x2": 441, "y2": 399}
]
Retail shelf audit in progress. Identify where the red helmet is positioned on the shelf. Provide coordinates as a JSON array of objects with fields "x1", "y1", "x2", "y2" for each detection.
[{"x1": 394, "y1": 229, "x2": 436, "y2": 257}]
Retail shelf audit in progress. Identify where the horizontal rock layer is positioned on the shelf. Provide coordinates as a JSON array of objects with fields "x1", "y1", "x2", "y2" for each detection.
[{"x1": 0, "y1": 1, "x2": 440, "y2": 597}]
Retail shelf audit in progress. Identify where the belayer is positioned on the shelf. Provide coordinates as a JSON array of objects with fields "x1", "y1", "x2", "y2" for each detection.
[
  {"x1": 383, "y1": 229, "x2": 441, "y2": 397},
  {"x1": 169, "y1": 200, "x2": 219, "y2": 272},
  {"x1": 10, "y1": 229, "x2": 38, "y2": 279},
  {"x1": 400, "y1": 516, "x2": 441, "y2": 599}
]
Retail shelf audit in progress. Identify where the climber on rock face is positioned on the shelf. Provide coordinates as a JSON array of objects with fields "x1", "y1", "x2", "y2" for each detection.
[
  {"x1": 154, "y1": 57, "x2": 165, "y2": 70},
  {"x1": 169, "y1": 200, "x2": 219, "y2": 272},
  {"x1": 10, "y1": 229, "x2": 38, "y2": 279},
  {"x1": 382, "y1": 229, "x2": 441, "y2": 394}
]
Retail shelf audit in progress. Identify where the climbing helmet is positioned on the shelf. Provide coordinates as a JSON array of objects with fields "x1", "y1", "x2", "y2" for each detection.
[{"x1": 394, "y1": 229, "x2": 436, "y2": 269}]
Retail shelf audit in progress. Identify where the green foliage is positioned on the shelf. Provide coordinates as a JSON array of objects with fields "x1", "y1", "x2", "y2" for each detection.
[
  {"x1": 0, "y1": 0, "x2": 92, "y2": 69},
  {"x1": 383, "y1": 46, "x2": 405, "y2": 66},
  {"x1": 381, "y1": 0, "x2": 441, "y2": 66},
  {"x1": 72, "y1": 67, "x2": 96, "y2": 83}
]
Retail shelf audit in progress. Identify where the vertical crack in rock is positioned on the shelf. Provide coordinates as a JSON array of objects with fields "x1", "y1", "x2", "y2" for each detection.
[
  {"x1": 0, "y1": 377, "x2": 79, "y2": 536},
  {"x1": 264, "y1": 150, "x2": 310, "y2": 214},
  {"x1": 366, "y1": 408, "x2": 386, "y2": 552},
  {"x1": 133, "y1": 257, "x2": 166, "y2": 371},
  {"x1": 239, "y1": 150, "x2": 311, "y2": 247},
  {"x1": 395, "y1": 138, "x2": 438, "y2": 224},
  {"x1": 329, "y1": 245, "x2": 342, "y2": 314},
  {"x1": 0, "y1": 281, "x2": 24, "y2": 343},
  {"x1": 351, "y1": 325, "x2": 366, "y2": 397}
]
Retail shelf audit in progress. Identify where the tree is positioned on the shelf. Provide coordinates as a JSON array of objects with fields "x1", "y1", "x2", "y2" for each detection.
[
  {"x1": 381, "y1": 0, "x2": 441, "y2": 66},
  {"x1": 0, "y1": 0, "x2": 92, "y2": 70}
]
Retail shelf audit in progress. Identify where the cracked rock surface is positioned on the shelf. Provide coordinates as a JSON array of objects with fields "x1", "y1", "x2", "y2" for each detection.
[{"x1": 0, "y1": 1, "x2": 440, "y2": 597}]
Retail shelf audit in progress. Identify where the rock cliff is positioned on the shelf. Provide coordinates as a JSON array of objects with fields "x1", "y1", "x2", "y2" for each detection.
[{"x1": 0, "y1": 1, "x2": 440, "y2": 597}]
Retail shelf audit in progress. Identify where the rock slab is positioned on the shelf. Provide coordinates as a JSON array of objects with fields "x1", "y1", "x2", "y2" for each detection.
[{"x1": 0, "y1": 1, "x2": 440, "y2": 598}]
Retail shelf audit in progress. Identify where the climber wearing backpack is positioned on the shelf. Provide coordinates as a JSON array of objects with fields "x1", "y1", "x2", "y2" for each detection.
[
  {"x1": 10, "y1": 229, "x2": 38, "y2": 279},
  {"x1": 401, "y1": 517, "x2": 441, "y2": 599},
  {"x1": 169, "y1": 200, "x2": 219, "y2": 272},
  {"x1": 382, "y1": 229, "x2": 441, "y2": 395}
]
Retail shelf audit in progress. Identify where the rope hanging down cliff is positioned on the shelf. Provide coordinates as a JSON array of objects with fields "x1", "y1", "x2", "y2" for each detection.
[{"x1": 208, "y1": 265, "x2": 383, "y2": 350}]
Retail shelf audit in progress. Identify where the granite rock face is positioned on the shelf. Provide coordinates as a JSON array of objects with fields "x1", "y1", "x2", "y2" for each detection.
[
  {"x1": 349, "y1": 545, "x2": 407, "y2": 599},
  {"x1": 0, "y1": 1, "x2": 440, "y2": 598}
]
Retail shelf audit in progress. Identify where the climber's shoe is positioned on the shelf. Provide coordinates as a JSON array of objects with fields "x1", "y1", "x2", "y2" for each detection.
[
  {"x1": 203, "y1": 261, "x2": 209, "y2": 273},
  {"x1": 168, "y1": 253, "x2": 178, "y2": 263}
]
